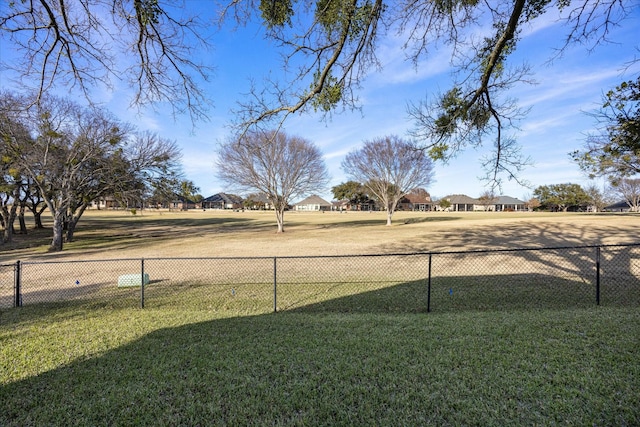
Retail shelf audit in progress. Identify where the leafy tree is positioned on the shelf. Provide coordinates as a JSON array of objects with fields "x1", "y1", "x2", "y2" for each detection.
[
  {"x1": 1, "y1": 92, "x2": 183, "y2": 250},
  {"x1": 0, "y1": 171, "x2": 21, "y2": 244},
  {"x1": 437, "y1": 198, "x2": 452, "y2": 211},
  {"x1": 342, "y1": 135, "x2": 435, "y2": 225},
  {"x1": 19, "y1": 96, "x2": 131, "y2": 250},
  {"x1": 221, "y1": 0, "x2": 631, "y2": 186},
  {"x1": 331, "y1": 181, "x2": 370, "y2": 209},
  {"x1": 22, "y1": 177, "x2": 48, "y2": 229},
  {"x1": 216, "y1": 130, "x2": 329, "y2": 232},
  {"x1": 0, "y1": 93, "x2": 34, "y2": 243},
  {"x1": 179, "y1": 180, "x2": 201, "y2": 203},
  {"x1": 533, "y1": 183, "x2": 590, "y2": 212},
  {"x1": 572, "y1": 76, "x2": 640, "y2": 182}
]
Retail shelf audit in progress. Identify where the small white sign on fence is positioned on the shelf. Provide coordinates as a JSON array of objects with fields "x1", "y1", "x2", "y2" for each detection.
[{"x1": 117, "y1": 273, "x2": 150, "y2": 287}]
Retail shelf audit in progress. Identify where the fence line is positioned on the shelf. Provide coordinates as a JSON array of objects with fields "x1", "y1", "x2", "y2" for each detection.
[{"x1": 1, "y1": 243, "x2": 638, "y2": 313}]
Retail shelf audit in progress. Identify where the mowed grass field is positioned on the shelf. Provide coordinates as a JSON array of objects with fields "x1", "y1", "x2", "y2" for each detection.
[{"x1": 1, "y1": 210, "x2": 639, "y2": 425}]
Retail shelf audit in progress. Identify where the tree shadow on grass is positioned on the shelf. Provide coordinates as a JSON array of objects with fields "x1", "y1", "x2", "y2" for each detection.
[
  {"x1": 281, "y1": 272, "x2": 631, "y2": 314},
  {"x1": 0, "y1": 215, "x2": 277, "y2": 262},
  {"x1": 304, "y1": 215, "x2": 462, "y2": 229},
  {"x1": 2, "y1": 279, "x2": 640, "y2": 426}
]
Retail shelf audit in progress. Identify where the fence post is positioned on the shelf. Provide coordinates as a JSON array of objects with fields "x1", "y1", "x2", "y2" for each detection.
[
  {"x1": 14, "y1": 260, "x2": 21, "y2": 308},
  {"x1": 141, "y1": 258, "x2": 145, "y2": 309},
  {"x1": 596, "y1": 246, "x2": 601, "y2": 306},
  {"x1": 273, "y1": 257, "x2": 277, "y2": 313},
  {"x1": 427, "y1": 254, "x2": 432, "y2": 313}
]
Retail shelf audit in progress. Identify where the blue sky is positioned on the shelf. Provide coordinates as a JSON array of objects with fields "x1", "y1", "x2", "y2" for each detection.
[{"x1": 2, "y1": 3, "x2": 639, "y2": 202}]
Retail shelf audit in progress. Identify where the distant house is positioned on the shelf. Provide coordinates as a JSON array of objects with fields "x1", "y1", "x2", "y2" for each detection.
[
  {"x1": 439, "y1": 194, "x2": 478, "y2": 212},
  {"x1": 493, "y1": 196, "x2": 527, "y2": 212},
  {"x1": 170, "y1": 195, "x2": 199, "y2": 210},
  {"x1": 243, "y1": 193, "x2": 274, "y2": 210},
  {"x1": 332, "y1": 199, "x2": 350, "y2": 211},
  {"x1": 399, "y1": 189, "x2": 433, "y2": 211},
  {"x1": 331, "y1": 198, "x2": 378, "y2": 211},
  {"x1": 202, "y1": 193, "x2": 243, "y2": 210},
  {"x1": 294, "y1": 195, "x2": 332, "y2": 211},
  {"x1": 604, "y1": 200, "x2": 635, "y2": 212},
  {"x1": 436, "y1": 194, "x2": 527, "y2": 212},
  {"x1": 90, "y1": 196, "x2": 121, "y2": 209}
]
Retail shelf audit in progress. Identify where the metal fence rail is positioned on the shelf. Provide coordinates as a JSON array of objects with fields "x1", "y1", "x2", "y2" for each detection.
[{"x1": 1, "y1": 244, "x2": 638, "y2": 313}]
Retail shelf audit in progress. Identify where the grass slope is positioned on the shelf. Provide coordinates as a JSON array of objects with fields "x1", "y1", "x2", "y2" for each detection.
[{"x1": 1, "y1": 305, "x2": 639, "y2": 426}]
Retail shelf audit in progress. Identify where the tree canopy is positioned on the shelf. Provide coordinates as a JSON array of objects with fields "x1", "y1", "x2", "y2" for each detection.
[
  {"x1": 216, "y1": 129, "x2": 329, "y2": 232},
  {"x1": 533, "y1": 183, "x2": 590, "y2": 212},
  {"x1": 342, "y1": 134, "x2": 434, "y2": 225},
  {"x1": 221, "y1": 0, "x2": 633, "y2": 187},
  {"x1": 331, "y1": 181, "x2": 371, "y2": 208},
  {"x1": 0, "y1": 91, "x2": 183, "y2": 250},
  {"x1": 572, "y1": 76, "x2": 640, "y2": 183},
  {"x1": 1, "y1": 0, "x2": 636, "y2": 190}
]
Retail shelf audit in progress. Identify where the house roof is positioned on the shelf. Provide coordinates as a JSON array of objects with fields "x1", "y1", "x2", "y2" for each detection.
[
  {"x1": 444, "y1": 194, "x2": 478, "y2": 204},
  {"x1": 404, "y1": 192, "x2": 432, "y2": 204},
  {"x1": 494, "y1": 195, "x2": 525, "y2": 205},
  {"x1": 604, "y1": 200, "x2": 632, "y2": 209},
  {"x1": 295, "y1": 194, "x2": 332, "y2": 206},
  {"x1": 203, "y1": 192, "x2": 243, "y2": 204},
  {"x1": 244, "y1": 193, "x2": 271, "y2": 204}
]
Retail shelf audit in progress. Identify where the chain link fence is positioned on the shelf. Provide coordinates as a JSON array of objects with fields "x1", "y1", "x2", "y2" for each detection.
[{"x1": 1, "y1": 244, "x2": 638, "y2": 313}]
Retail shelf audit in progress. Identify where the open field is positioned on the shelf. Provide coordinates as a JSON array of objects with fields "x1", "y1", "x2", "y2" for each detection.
[
  {"x1": 1, "y1": 210, "x2": 639, "y2": 425},
  {"x1": 1, "y1": 209, "x2": 639, "y2": 262}
]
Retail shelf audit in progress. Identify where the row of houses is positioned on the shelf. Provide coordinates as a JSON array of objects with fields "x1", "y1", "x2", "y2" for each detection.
[
  {"x1": 301, "y1": 194, "x2": 529, "y2": 212},
  {"x1": 92, "y1": 192, "x2": 635, "y2": 213},
  {"x1": 92, "y1": 192, "x2": 530, "y2": 212}
]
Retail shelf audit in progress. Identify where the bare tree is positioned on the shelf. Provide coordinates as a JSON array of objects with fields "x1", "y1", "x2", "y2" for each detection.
[
  {"x1": 0, "y1": 0, "x2": 212, "y2": 121},
  {"x1": 0, "y1": 92, "x2": 33, "y2": 243},
  {"x1": 342, "y1": 135, "x2": 435, "y2": 225},
  {"x1": 614, "y1": 178, "x2": 640, "y2": 212},
  {"x1": 477, "y1": 190, "x2": 497, "y2": 212},
  {"x1": 216, "y1": 130, "x2": 329, "y2": 233},
  {"x1": 584, "y1": 183, "x2": 615, "y2": 212}
]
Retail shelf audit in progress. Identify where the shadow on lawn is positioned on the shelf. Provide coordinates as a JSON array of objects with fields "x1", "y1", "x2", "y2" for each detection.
[
  {"x1": 303, "y1": 215, "x2": 462, "y2": 229},
  {"x1": 2, "y1": 278, "x2": 640, "y2": 426},
  {"x1": 0, "y1": 215, "x2": 275, "y2": 262},
  {"x1": 281, "y1": 273, "x2": 634, "y2": 314}
]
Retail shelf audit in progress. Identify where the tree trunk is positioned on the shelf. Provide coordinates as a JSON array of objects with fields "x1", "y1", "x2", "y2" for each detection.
[
  {"x1": 18, "y1": 203, "x2": 27, "y2": 234},
  {"x1": 1, "y1": 203, "x2": 18, "y2": 243},
  {"x1": 275, "y1": 209, "x2": 285, "y2": 233},
  {"x1": 1, "y1": 207, "x2": 13, "y2": 243},
  {"x1": 386, "y1": 211, "x2": 393, "y2": 226},
  {"x1": 66, "y1": 203, "x2": 88, "y2": 242},
  {"x1": 49, "y1": 213, "x2": 64, "y2": 251},
  {"x1": 33, "y1": 205, "x2": 46, "y2": 229}
]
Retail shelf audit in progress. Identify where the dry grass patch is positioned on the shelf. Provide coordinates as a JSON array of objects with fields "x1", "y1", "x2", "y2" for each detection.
[{"x1": 1, "y1": 209, "x2": 638, "y2": 262}]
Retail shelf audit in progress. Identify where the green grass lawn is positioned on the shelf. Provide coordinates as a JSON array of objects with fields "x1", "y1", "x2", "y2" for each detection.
[{"x1": 1, "y1": 303, "x2": 639, "y2": 426}]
